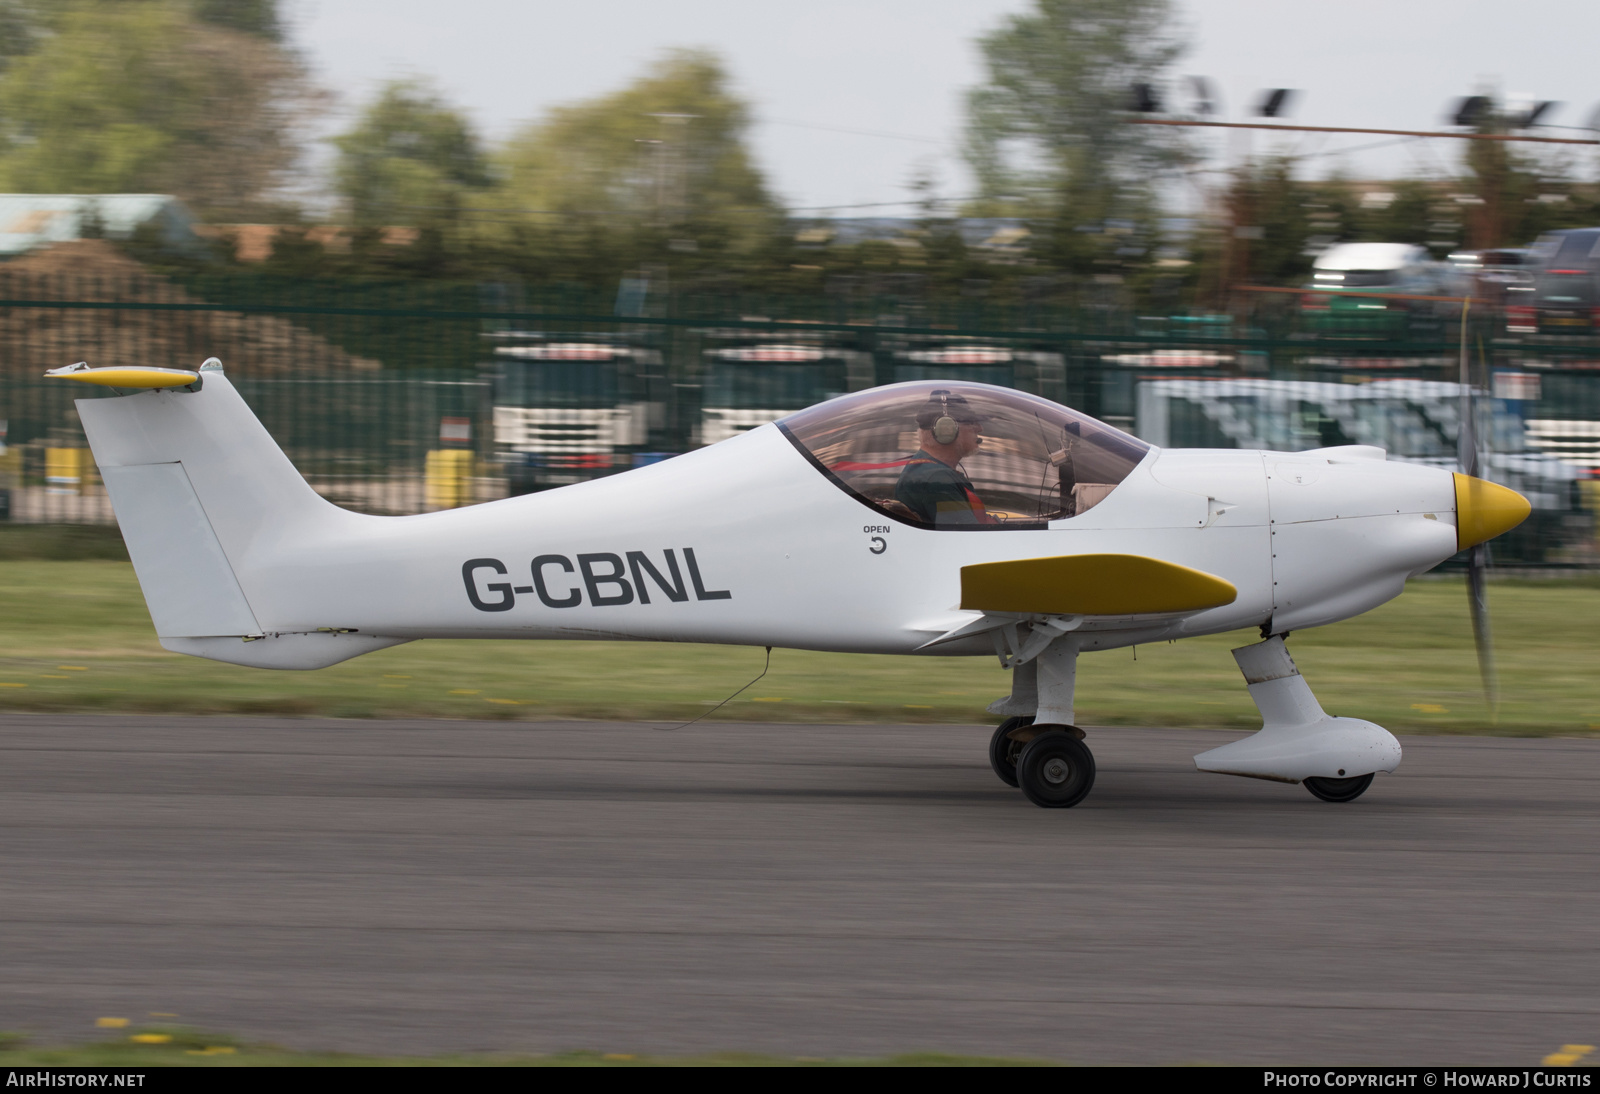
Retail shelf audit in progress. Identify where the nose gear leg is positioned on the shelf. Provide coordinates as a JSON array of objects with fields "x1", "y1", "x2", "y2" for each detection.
[{"x1": 1193, "y1": 635, "x2": 1399, "y2": 799}]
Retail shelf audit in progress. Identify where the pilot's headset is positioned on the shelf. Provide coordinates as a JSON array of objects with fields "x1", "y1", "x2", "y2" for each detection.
[{"x1": 930, "y1": 389, "x2": 961, "y2": 445}]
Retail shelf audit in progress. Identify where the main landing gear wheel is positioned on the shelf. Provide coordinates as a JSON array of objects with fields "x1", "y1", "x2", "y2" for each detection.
[
  {"x1": 1016, "y1": 729, "x2": 1096, "y2": 809},
  {"x1": 988, "y1": 716, "x2": 1034, "y2": 788},
  {"x1": 1303, "y1": 773, "x2": 1375, "y2": 803}
]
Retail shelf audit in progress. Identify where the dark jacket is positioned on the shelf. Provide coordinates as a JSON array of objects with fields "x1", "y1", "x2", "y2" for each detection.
[{"x1": 894, "y1": 451, "x2": 988, "y2": 525}]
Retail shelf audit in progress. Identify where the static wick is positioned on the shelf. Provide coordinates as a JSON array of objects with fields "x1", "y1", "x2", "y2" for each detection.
[{"x1": 658, "y1": 646, "x2": 773, "y2": 731}]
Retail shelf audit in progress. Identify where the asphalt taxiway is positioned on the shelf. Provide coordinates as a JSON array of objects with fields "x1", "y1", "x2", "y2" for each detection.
[{"x1": 0, "y1": 714, "x2": 1595, "y2": 1064}]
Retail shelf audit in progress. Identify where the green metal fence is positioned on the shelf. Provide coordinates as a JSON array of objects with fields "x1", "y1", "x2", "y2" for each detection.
[{"x1": 1, "y1": 271, "x2": 1598, "y2": 564}]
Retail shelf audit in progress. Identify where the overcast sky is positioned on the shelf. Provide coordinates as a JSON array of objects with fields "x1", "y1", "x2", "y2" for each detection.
[{"x1": 289, "y1": 0, "x2": 1600, "y2": 213}]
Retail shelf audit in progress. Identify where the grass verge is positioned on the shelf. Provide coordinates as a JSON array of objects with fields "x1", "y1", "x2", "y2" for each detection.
[
  {"x1": 0, "y1": 560, "x2": 1595, "y2": 735},
  {"x1": 0, "y1": 524, "x2": 128, "y2": 561}
]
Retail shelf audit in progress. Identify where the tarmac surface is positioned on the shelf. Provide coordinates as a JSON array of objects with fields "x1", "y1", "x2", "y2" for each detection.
[{"x1": 0, "y1": 713, "x2": 1595, "y2": 1065}]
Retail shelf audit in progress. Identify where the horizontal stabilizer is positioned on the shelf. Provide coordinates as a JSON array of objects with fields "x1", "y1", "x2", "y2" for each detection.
[{"x1": 960, "y1": 553, "x2": 1237, "y2": 616}]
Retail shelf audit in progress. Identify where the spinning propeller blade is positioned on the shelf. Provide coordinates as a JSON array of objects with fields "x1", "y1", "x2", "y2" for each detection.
[
  {"x1": 1457, "y1": 300, "x2": 1498, "y2": 714},
  {"x1": 1465, "y1": 541, "x2": 1497, "y2": 712}
]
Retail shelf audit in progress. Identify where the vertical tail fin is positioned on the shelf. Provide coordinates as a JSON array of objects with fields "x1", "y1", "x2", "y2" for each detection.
[
  {"x1": 72, "y1": 362, "x2": 399, "y2": 668},
  {"x1": 77, "y1": 362, "x2": 339, "y2": 560}
]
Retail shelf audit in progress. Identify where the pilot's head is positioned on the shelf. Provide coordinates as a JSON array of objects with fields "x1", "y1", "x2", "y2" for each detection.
[{"x1": 916, "y1": 389, "x2": 984, "y2": 459}]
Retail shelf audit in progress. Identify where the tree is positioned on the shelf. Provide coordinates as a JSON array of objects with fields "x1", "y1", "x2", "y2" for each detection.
[
  {"x1": 963, "y1": 0, "x2": 1191, "y2": 221},
  {"x1": 192, "y1": 0, "x2": 281, "y2": 41},
  {"x1": 1223, "y1": 157, "x2": 1315, "y2": 288},
  {"x1": 0, "y1": 0, "x2": 318, "y2": 219},
  {"x1": 492, "y1": 49, "x2": 779, "y2": 284},
  {"x1": 333, "y1": 79, "x2": 491, "y2": 232},
  {"x1": 1344, "y1": 179, "x2": 1446, "y2": 250},
  {"x1": 1455, "y1": 113, "x2": 1600, "y2": 249},
  {"x1": 0, "y1": 1, "x2": 45, "y2": 74}
]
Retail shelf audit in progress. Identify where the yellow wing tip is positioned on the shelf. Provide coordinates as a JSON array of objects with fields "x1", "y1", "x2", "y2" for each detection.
[{"x1": 45, "y1": 364, "x2": 200, "y2": 389}]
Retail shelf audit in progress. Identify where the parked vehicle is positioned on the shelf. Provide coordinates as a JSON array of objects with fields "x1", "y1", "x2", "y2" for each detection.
[
  {"x1": 886, "y1": 341, "x2": 1067, "y2": 401},
  {"x1": 696, "y1": 339, "x2": 874, "y2": 446},
  {"x1": 488, "y1": 335, "x2": 664, "y2": 494},
  {"x1": 1302, "y1": 243, "x2": 1453, "y2": 334},
  {"x1": 1445, "y1": 247, "x2": 1534, "y2": 310},
  {"x1": 1507, "y1": 228, "x2": 1600, "y2": 335}
]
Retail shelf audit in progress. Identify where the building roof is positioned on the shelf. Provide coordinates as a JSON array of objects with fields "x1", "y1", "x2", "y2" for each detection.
[{"x1": 0, "y1": 194, "x2": 200, "y2": 256}]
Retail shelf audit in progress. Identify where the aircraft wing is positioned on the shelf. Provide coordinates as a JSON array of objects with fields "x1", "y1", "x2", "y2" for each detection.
[
  {"x1": 960, "y1": 553, "x2": 1237, "y2": 616},
  {"x1": 917, "y1": 553, "x2": 1237, "y2": 651}
]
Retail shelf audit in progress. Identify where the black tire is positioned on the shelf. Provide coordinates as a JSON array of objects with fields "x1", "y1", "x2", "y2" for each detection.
[
  {"x1": 988, "y1": 716, "x2": 1033, "y2": 788},
  {"x1": 1304, "y1": 773, "x2": 1374, "y2": 803},
  {"x1": 1016, "y1": 729, "x2": 1096, "y2": 809}
]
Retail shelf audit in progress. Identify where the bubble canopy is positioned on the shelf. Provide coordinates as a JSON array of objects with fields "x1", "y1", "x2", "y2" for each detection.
[{"x1": 777, "y1": 382, "x2": 1151, "y2": 530}]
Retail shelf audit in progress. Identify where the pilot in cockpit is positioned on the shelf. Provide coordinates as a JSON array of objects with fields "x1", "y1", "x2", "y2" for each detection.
[{"x1": 893, "y1": 389, "x2": 996, "y2": 525}]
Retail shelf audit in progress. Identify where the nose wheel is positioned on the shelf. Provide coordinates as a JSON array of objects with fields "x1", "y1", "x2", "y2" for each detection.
[{"x1": 1303, "y1": 773, "x2": 1374, "y2": 802}]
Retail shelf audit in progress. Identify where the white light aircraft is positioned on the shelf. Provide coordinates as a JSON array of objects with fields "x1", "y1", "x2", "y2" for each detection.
[{"x1": 48, "y1": 359, "x2": 1530, "y2": 808}]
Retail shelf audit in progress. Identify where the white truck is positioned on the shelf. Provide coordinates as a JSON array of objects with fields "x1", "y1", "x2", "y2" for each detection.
[
  {"x1": 888, "y1": 342, "x2": 1066, "y2": 402},
  {"x1": 491, "y1": 341, "x2": 662, "y2": 493},
  {"x1": 696, "y1": 342, "x2": 875, "y2": 446}
]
